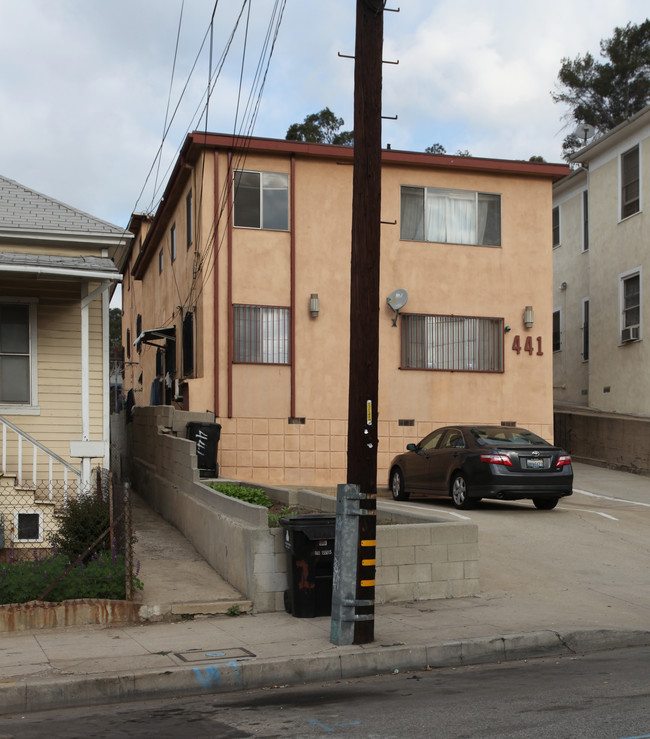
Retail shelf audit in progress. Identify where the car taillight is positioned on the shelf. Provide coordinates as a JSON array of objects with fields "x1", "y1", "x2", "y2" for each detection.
[
  {"x1": 480, "y1": 453, "x2": 512, "y2": 466},
  {"x1": 556, "y1": 455, "x2": 572, "y2": 468}
]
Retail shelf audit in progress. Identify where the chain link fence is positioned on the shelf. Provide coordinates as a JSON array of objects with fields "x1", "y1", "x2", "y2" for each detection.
[{"x1": 0, "y1": 469, "x2": 136, "y2": 604}]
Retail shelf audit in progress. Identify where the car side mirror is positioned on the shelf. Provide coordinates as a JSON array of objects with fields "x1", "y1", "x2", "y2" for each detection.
[{"x1": 406, "y1": 443, "x2": 417, "y2": 452}]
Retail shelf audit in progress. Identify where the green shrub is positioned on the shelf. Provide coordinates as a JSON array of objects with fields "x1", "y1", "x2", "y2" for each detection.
[
  {"x1": 210, "y1": 482, "x2": 272, "y2": 508},
  {"x1": 50, "y1": 493, "x2": 111, "y2": 560},
  {"x1": 0, "y1": 549, "x2": 143, "y2": 604}
]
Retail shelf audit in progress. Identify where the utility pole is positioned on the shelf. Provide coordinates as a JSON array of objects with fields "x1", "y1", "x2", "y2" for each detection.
[{"x1": 346, "y1": 0, "x2": 384, "y2": 645}]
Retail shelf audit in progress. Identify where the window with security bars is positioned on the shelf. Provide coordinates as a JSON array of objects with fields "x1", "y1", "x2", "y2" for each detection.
[
  {"x1": 234, "y1": 305, "x2": 290, "y2": 364},
  {"x1": 621, "y1": 145, "x2": 640, "y2": 219},
  {"x1": 401, "y1": 314, "x2": 503, "y2": 371}
]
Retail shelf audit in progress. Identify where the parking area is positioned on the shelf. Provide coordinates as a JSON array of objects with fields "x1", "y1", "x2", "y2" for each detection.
[{"x1": 377, "y1": 461, "x2": 650, "y2": 632}]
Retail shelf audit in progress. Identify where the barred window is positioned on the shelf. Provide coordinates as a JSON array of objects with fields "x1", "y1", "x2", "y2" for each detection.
[
  {"x1": 401, "y1": 314, "x2": 503, "y2": 372},
  {"x1": 234, "y1": 305, "x2": 290, "y2": 364}
]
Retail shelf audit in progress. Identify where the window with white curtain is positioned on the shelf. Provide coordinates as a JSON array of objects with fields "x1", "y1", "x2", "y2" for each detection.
[
  {"x1": 234, "y1": 305, "x2": 290, "y2": 364},
  {"x1": 401, "y1": 313, "x2": 503, "y2": 371},
  {"x1": 400, "y1": 186, "x2": 501, "y2": 246}
]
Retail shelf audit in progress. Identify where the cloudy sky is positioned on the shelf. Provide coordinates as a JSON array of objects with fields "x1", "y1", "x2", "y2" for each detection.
[{"x1": 1, "y1": 0, "x2": 648, "y2": 233}]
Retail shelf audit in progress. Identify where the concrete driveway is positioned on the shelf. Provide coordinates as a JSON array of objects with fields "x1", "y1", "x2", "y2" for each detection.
[{"x1": 377, "y1": 461, "x2": 650, "y2": 634}]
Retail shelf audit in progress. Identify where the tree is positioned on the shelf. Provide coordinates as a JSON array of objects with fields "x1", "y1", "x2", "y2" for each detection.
[
  {"x1": 425, "y1": 144, "x2": 472, "y2": 156},
  {"x1": 285, "y1": 107, "x2": 353, "y2": 145},
  {"x1": 552, "y1": 19, "x2": 650, "y2": 159}
]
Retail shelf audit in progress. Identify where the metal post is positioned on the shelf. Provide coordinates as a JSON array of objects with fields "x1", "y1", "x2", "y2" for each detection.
[{"x1": 331, "y1": 483, "x2": 376, "y2": 645}]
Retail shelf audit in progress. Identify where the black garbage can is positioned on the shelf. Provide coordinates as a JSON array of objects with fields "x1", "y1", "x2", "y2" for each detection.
[
  {"x1": 281, "y1": 514, "x2": 336, "y2": 618},
  {"x1": 186, "y1": 422, "x2": 221, "y2": 478}
]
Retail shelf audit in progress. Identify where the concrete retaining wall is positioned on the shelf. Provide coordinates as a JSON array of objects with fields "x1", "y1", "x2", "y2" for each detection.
[
  {"x1": 119, "y1": 406, "x2": 479, "y2": 612},
  {"x1": 554, "y1": 409, "x2": 650, "y2": 475}
]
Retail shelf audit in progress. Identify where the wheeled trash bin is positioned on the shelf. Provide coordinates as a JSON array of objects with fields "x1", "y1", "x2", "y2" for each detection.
[
  {"x1": 280, "y1": 514, "x2": 336, "y2": 618},
  {"x1": 186, "y1": 422, "x2": 221, "y2": 478}
]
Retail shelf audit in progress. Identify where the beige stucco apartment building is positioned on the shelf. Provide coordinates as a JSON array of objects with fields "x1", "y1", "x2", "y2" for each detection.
[
  {"x1": 553, "y1": 106, "x2": 650, "y2": 417},
  {"x1": 123, "y1": 133, "x2": 567, "y2": 487}
]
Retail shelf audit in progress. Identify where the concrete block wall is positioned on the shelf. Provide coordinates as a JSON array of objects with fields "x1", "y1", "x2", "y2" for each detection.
[{"x1": 120, "y1": 406, "x2": 480, "y2": 612}]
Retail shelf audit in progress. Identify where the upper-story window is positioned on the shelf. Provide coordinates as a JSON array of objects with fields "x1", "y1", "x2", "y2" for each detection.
[
  {"x1": 621, "y1": 145, "x2": 640, "y2": 219},
  {"x1": 233, "y1": 171, "x2": 289, "y2": 231},
  {"x1": 552, "y1": 206, "x2": 560, "y2": 247},
  {"x1": 186, "y1": 189, "x2": 193, "y2": 249},
  {"x1": 619, "y1": 269, "x2": 641, "y2": 343},
  {"x1": 0, "y1": 300, "x2": 38, "y2": 410},
  {"x1": 400, "y1": 186, "x2": 501, "y2": 246},
  {"x1": 170, "y1": 224, "x2": 176, "y2": 263},
  {"x1": 158, "y1": 248, "x2": 164, "y2": 274}
]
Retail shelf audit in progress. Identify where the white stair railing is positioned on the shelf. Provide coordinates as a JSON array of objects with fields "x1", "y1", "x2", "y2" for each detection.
[{"x1": 0, "y1": 415, "x2": 81, "y2": 501}]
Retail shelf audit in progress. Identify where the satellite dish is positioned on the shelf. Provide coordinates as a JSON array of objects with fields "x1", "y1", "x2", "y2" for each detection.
[
  {"x1": 386, "y1": 289, "x2": 408, "y2": 326},
  {"x1": 573, "y1": 123, "x2": 596, "y2": 144}
]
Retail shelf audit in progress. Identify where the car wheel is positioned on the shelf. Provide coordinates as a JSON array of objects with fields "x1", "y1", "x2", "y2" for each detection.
[
  {"x1": 451, "y1": 473, "x2": 476, "y2": 509},
  {"x1": 391, "y1": 468, "x2": 409, "y2": 501},
  {"x1": 533, "y1": 497, "x2": 559, "y2": 510}
]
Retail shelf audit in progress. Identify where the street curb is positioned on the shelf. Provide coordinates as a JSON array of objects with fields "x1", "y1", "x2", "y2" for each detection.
[{"x1": 1, "y1": 628, "x2": 649, "y2": 716}]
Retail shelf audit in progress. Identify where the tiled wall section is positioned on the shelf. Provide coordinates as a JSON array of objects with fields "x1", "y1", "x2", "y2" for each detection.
[{"x1": 217, "y1": 417, "x2": 431, "y2": 486}]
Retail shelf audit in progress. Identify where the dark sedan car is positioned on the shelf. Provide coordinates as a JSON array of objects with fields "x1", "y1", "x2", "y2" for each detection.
[{"x1": 388, "y1": 425, "x2": 573, "y2": 510}]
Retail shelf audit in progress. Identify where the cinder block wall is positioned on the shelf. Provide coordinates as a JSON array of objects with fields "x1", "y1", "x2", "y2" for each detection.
[
  {"x1": 554, "y1": 409, "x2": 650, "y2": 474},
  {"x1": 121, "y1": 406, "x2": 480, "y2": 612}
]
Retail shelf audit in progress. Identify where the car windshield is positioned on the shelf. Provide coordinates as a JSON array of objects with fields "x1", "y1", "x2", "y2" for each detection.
[{"x1": 470, "y1": 427, "x2": 550, "y2": 447}]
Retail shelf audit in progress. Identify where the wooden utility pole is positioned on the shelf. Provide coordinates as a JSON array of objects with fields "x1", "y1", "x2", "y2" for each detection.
[{"x1": 347, "y1": 0, "x2": 384, "y2": 645}]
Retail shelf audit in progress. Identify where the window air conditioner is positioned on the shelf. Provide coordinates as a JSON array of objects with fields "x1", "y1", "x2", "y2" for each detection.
[{"x1": 621, "y1": 325, "x2": 640, "y2": 343}]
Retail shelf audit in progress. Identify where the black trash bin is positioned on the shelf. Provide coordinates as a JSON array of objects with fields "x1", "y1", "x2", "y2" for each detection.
[
  {"x1": 186, "y1": 422, "x2": 221, "y2": 478},
  {"x1": 281, "y1": 514, "x2": 336, "y2": 618}
]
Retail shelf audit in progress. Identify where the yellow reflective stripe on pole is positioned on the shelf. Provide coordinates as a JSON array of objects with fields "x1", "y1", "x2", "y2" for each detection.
[
  {"x1": 361, "y1": 540, "x2": 376, "y2": 547},
  {"x1": 360, "y1": 580, "x2": 375, "y2": 587},
  {"x1": 362, "y1": 559, "x2": 376, "y2": 566}
]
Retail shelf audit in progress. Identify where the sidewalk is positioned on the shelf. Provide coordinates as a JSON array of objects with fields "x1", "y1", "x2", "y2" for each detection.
[{"x1": 1, "y1": 462, "x2": 650, "y2": 716}]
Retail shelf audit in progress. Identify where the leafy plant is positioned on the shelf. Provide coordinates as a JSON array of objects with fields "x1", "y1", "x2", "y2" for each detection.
[
  {"x1": 210, "y1": 482, "x2": 272, "y2": 508},
  {"x1": 226, "y1": 604, "x2": 241, "y2": 617},
  {"x1": 268, "y1": 506, "x2": 295, "y2": 528},
  {"x1": 0, "y1": 546, "x2": 143, "y2": 604},
  {"x1": 50, "y1": 493, "x2": 111, "y2": 560}
]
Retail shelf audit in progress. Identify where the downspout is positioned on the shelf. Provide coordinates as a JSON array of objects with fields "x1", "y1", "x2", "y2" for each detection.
[
  {"x1": 81, "y1": 282, "x2": 90, "y2": 487},
  {"x1": 290, "y1": 154, "x2": 296, "y2": 418},
  {"x1": 214, "y1": 150, "x2": 220, "y2": 417},
  {"x1": 102, "y1": 287, "x2": 110, "y2": 468},
  {"x1": 227, "y1": 151, "x2": 233, "y2": 419}
]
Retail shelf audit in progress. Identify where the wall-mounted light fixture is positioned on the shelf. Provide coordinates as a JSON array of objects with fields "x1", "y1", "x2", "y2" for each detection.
[
  {"x1": 558, "y1": 281, "x2": 568, "y2": 291},
  {"x1": 504, "y1": 325, "x2": 511, "y2": 333},
  {"x1": 523, "y1": 305, "x2": 534, "y2": 329},
  {"x1": 309, "y1": 293, "x2": 320, "y2": 318}
]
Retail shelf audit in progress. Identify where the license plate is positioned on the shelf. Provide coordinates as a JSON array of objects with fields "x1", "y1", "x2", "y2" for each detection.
[{"x1": 526, "y1": 458, "x2": 544, "y2": 469}]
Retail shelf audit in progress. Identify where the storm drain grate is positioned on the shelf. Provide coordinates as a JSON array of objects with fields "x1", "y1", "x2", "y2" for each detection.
[{"x1": 174, "y1": 647, "x2": 256, "y2": 663}]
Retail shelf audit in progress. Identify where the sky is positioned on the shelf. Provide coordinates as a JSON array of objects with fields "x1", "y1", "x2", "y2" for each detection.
[{"x1": 1, "y1": 0, "x2": 648, "y2": 235}]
